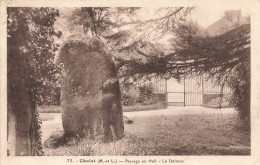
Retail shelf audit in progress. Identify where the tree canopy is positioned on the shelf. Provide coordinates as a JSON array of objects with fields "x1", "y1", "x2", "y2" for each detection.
[
  {"x1": 120, "y1": 23, "x2": 250, "y2": 79},
  {"x1": 55, "y1": 8, "x2": 192, "y2": 61},
  {"x1": 7, "y1": 7, "x2": 60, "y2": 155},
  {"x1": 8, "y1": 7, "x2": 61, "y2": 107}
]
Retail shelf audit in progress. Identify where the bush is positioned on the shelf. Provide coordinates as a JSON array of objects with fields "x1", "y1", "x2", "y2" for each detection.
[
  {"x1": 121, "y1": 85, "x2": 140, "y2": 106},
  {"x1": 121, "y1": 83, "x2": 159, "y2": 106},
  {"x1": 137, "y1": 83, "x2": 159, "y2": 105},
  {"x1": 228, "y1": 62, "x2": 250, "y2": 128}
]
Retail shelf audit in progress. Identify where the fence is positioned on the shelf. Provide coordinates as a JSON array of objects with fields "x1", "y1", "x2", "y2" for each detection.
[{"x1": 136, "y1": 75, "x2": 231, "y2": 106}]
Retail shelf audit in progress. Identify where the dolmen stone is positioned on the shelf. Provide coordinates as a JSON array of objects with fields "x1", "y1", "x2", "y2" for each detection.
[{"x1": 58, "y1": 35, "x2": 124, "y2": 141}]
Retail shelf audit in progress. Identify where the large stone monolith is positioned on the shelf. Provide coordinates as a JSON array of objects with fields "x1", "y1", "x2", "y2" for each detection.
[{"x1": 58, "y1": 35, "x2": 124, "y2": 141}]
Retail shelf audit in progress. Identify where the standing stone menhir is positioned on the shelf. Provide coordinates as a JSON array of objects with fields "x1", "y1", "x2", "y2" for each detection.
[{"x1": 58, "y1": 35, "x2": 124, "y2": 141}]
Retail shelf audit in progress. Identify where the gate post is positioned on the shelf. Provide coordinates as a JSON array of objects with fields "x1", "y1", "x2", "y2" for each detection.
[{"x1": 184, "y1": 77, "x2": 186, "y2": 107}]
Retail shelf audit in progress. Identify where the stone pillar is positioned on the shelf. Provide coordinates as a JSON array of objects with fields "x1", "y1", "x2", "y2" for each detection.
[{"x1": 58, "y1": 36, "x2": 124, "y2": 140}]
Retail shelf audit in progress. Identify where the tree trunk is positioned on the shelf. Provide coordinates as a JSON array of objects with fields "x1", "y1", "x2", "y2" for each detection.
[
  {"x1": 7, "y1": 48, "x2": 35, "y2": 155},
  {"x1": 59, "y1": 36, "x2": 124, "y2": 141},
  {"x1": 7, "y1": 33, "x2": 39, "y2": 156}
]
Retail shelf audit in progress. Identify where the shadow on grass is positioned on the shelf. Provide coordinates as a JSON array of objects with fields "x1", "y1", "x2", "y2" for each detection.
[{"x1": 43, "y1": 112, "x2": 250, "y2": 156}]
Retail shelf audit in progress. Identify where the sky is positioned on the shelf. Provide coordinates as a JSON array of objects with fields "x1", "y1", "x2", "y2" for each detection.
[
  {"x1": 132, "y1": 7, "x2": 250, "y2": 28},
  {"x1": 191, "y1": 7, "x2": 250, "y2": 27},
  {"x1": 54, "y1": 7, "x2": 251, "y2": 48}
]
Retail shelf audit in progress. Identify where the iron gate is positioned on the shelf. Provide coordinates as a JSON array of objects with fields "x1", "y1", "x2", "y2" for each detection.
[{"x1": 184, "y1": 76, "x2": 203, "y2": 106}]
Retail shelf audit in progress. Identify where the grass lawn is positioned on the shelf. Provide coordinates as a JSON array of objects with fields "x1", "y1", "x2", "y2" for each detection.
[
  {"x1": 38, "y1": 102, "x2": 166, "y2": 114},
  {"x1": 42, "y1": 109, "x2": 250, "y2": 156},
  {"x1": 122, "y1": 102, "x2": 166, "y2": 112}
]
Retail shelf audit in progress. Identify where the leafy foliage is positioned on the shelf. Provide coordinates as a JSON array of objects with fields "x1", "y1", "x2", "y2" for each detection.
[
  {"x1": 30, "y1": 110, "x2": 44, "y2": 156},
  {"x1": 121, "y1": 83, "x2": 158, "y2": 106},
  {"x1": 120, "y1": 24, "x2": 249, "y2": 78},
  {"x1": 228, "y1": 60, "x2": 250, "y2": 126},
  {"x1": 8, "y1": 7, "x2": 61, "y2": 107},
  {"x1": 175, "y1": 24, "x2": 250, "y2": 125},
  {"x1": 138, "y1": 83, "x2": 158, "y2": 105},
  {"x1": 121, "y1": 85, "x2": 140, "y2": 106},
  {"x1": 60, "y1": 8, "x2": 192, "y2": 60},
  {"x1": 120, "y1": 23, "x2": 250, "y2": 125}
]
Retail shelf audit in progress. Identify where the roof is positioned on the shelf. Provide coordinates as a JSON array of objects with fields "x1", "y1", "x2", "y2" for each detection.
[{"x1": 207, "y1": 10, "x2": 248, "y2": 36}]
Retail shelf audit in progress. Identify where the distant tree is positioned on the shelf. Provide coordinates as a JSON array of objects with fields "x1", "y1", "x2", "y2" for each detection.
[
  {"x1": 121, "y1": 23, "x2": 250, "y2": 126},
  {"x1": 7, "y1": 7, "x2": 60, "y2": 155},
  {"x1": 173, "y1": 23, "x2": 250, "y2": 127},
  {"x1": 61, "y1": 7, "x2": 192, "y2": 58},
  {"x1": 65, "y1": 8, "x2": 193, "y2": 82}
]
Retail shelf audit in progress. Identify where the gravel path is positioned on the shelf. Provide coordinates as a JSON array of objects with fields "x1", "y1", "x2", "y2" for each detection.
[{"x1": 41, "y1": 113, "x2": 63, "y2": 142}]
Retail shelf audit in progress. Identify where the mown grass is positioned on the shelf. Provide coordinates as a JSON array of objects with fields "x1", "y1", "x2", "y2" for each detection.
[
  {"x1": 122, "y1": 102, "x2": 166, "y2": 112},
  {"x1": 43, "y1": 111, "x2": 250, "y2": 156},
  {"x1": 38, "y1": 102, "x2": 166, "y2": 114}
]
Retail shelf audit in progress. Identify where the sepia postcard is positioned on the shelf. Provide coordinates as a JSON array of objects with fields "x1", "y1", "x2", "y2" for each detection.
[{"x1": 0, "y1": 0, "x2": 260, "y2": 165}]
